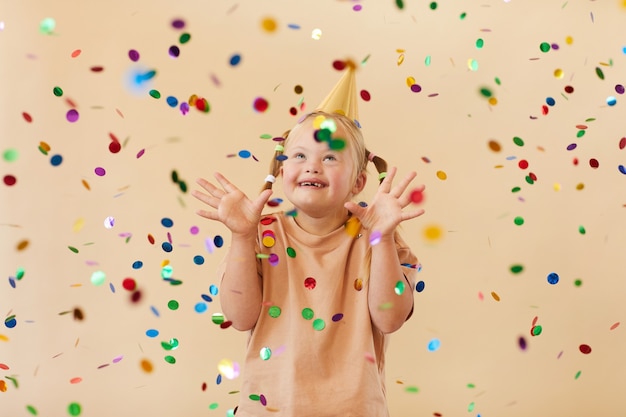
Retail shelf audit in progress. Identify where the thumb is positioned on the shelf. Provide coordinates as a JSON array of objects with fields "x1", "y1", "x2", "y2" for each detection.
[
  {"x1": 344, "y1": 201, "x2": 365, "y2": 218},
  {"x1": 255, "y1": 189, "x2": 273, "y2": 210}
]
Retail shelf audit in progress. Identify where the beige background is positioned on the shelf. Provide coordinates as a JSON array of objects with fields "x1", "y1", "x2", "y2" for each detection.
[{"x1": 2, "y1": 0, "x2": 626, "y2": 416}]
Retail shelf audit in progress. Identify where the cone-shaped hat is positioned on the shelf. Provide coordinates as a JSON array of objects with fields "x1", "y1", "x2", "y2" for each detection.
[{"x1": 315, "y1": 60, "x2": 359, "y2": 121}]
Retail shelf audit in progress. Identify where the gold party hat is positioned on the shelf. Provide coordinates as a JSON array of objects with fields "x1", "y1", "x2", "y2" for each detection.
[{"x1": 315, "y1": 60, "x2": 359, "y2": 121}]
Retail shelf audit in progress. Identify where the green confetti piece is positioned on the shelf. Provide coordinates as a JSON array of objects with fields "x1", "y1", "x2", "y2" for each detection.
[
  {"x1": 67, "y1": 402, "x2": 81, "y2": 416},
  {"x1": 394, "y1": 280, "x2": 406, "y2": 295},
  {"x1": 539, "y1": 42, "x2": 551, "y2": 52},
  {"x1": 164, "y1": 355, "x2": 176, "y2": 364},
  {"x1": 595, "y1": 67, "x2": 604, "y2": 80},
  {"x1": 212, "y1": 313, "x2": 225, "y2": 324},
  {"x1": 16, "y1": 267, "x2": 25, "y2": 280},
  {"x1": 26, "y1": 405, "x2": 38, "y2": 415},
  {"x1": 476, "y1": 38, "x2": 484, "y2": 49},
  {"x1": 576, "y1": 130, "x2": 586, "y2": 138},
  {"x1": 510, "y1": 264, "x2": 524, "y2": 274},
  {"x1": 574, "y1": 279, "x2": 583, "y2": 287},
  {"x1": 460, "y1": 12, "x2": 467, "y2": 20},
  {"x1": 149, "y1": 89, "x2": 161, "y2": 99},
  {"x1": 313, "y1": 318, "x2": 325, "y2": 331},
  {"x1": 405, "y1": 386, "x2": 419, "y2": 393},
  {"x1": 301, "y1": 308, "x2": 314, "y2": 320},
  {"x1": 286, "y1": 247, "x2": 296, "y2": 258},
  {"x1": 514, "y1": 216, "x2": 525, "y2": 226},
  {"x1": 513, "y1": 136, "x2": 524, "y2": 146},
  {"x1": 249, "y1": 394, "x2": 261, "y2": 401},
  {"x1": 53, "y1": 86, "x2": 63, "y2": 97},
  {"x1": 68, "y1": 246, "x2": 79, "y2": 253},
  {"x1": 179, "y1": 33, "x2": 191, "y2": 44},
  {"x1": 268, "y1": 306, "x2": 281, "y2": 318},
  {"x1": 395, "y1": 0, "x2": 404, "y2": 9},
  {"x1": 479, "y1": 87, "x2": 492, "y2": 98},
  {"x1": 494, "y1": 77, "x2": 501, "y2": 85},
  {"x1": 578, "y1": 225, "x2": 586, "y2": 235},
  {"x1": 3, "y1": 148, "x2": 19, "y2": 162},
  {"x1": 167, "y1": 300, "x2": 179, "y2": 310},
  {"x1": 511, "y1": 186, "x2": 521, "y2": 193},
  {"x1": 575, "y1": 370, "x2": 582, "y2": 379},
  {"x1": 468, "y1": 402, "x2": 475, "y2": 412},
  {"x1": 532, "y1": 325, "x2": 543, "y2": 336},
  {"x1": 209, "y1": 403, "x2": 219, "y2": 410}
]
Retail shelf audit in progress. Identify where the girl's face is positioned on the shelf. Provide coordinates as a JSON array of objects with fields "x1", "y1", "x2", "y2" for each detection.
[{"x1": 280, "y1": 119, "x2": 366, "y2": 217}]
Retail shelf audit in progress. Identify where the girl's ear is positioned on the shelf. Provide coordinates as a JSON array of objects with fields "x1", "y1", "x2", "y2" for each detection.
[{"x1": 352, "y1": 171, "x2": 367, "y2": 194}]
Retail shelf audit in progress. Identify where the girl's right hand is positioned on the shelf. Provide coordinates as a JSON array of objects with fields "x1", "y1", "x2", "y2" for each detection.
[{"x1": 192, "y1": 172, "x2": 273, "y2": 238}]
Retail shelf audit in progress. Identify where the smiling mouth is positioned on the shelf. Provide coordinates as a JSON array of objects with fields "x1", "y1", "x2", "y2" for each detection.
[{"x1": 299, "y1": 182, "x2": 326, "y2": 188}]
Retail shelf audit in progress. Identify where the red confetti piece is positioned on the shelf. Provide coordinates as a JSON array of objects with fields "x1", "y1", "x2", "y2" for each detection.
[
  {"x1": 22, "y1": 112, "x2": 33, "y2": 123},
  {"x1": 122, "y1": 278, "x2": 136, "y2": 291},
  {"x1": 518, "y1": 160, "x2": 529, "y2": 169},
  {"x1": 610, "y1": 322, "x2": 620, "y2": 330},
  {"x1": 70, "y1": 377, "x2": 82, "y2": 384},
  {"x1": 109, "y1": 141, "x2": 121, "y2": 154},
  {"x1": 3, "y1": 175, "x2": 17, "y2": 186},
  {"x1": 332, "y1": 60, "x2": 346, "y2": 71},
  {"x1": 0, "y1": 363, "x2": 9, "y2": 370},
  {"x1": 619, "y1": 137, "x2": 626, "y2": 150},
  {"x1": 360, "y1": 90, "x2": 371, "y2": 101},
  {"x1": 71, "y1": 49, "x2": 82, "y2": 58},
  {"x1": 90, "y1": 66, "x2": 104, "y2": 72},
  {"x1": 410, "y1": 189, "x2": 424, "y2": 204},
  {"x1": 589, "y1": 158, "x2": 599, "y2": 168},
  {"x1": 579, "y1": 344, "x2": 592, "y2": 354},
  {"x1": 253, "y1": 97, "x2": 269, "y2": 112}
]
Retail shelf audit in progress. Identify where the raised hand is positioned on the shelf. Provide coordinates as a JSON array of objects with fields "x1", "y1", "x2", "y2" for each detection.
[
  {"x1": 344, "y1": 167, "x2": 425, "y2": 236},
  {"x1": 192, "y1": 172, "x2": 273, "y2": 238}
]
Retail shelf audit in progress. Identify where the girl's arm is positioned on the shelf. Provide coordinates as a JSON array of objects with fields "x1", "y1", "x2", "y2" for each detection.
[
  {"x1": 345, "y1": 167, "x2": 424, "y2": 334},
  {"x1": 219, "y1": 233, "x2": 263, "y2": 331},
  {"x1": 368, "y1": 233, "x2": 415, "y2": 334},
  {"x1": 193, "y1": 172, "x2": 272, "y2": 331}
]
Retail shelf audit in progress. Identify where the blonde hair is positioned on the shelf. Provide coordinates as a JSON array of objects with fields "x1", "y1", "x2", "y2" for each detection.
[{"x1": 261, "y1": 111, "x2": 388, "y2": 192}]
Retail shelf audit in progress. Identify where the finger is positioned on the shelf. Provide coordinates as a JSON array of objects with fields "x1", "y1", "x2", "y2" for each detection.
[
  {"x1": 253, "y1": 189, "x2": 273, "y2": 211},
  {"x1": 390, "y1": 171, "x2": 417, "y2": 199},
  {"x1": 196, "y1": 177, "x2": 225, "y2": 198},
  {"x1": 191, "y1": 190, "x2": 221, "y2": 209},
  {"x1": 344, "y1": 201, "x2": 366, "y2": 219},
  {"x1": 195, "y1": 209, "x2": 219, "y2": 221},
  {"x1": 378, "y1": 166, "x2": 397, "y2": 193},
  {"x1": 214, "y1": 172, "x2": 238, "y2": 193},
  {"x1": 401, "y1": 208, "x2": 426, "y2": 222}
]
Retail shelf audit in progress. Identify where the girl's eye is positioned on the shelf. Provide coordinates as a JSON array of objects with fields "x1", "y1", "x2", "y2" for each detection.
[
  {"x1": 323, "y1": 155, "x2": 336, "y2": 161},
  {"x1": 295, "y1": 153, "x2": 305, "y2": 159}
]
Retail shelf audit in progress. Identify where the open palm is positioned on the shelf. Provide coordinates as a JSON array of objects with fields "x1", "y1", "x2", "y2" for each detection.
[{"x1": 192, "y1": 172, "x2": 272, "y2": 237}]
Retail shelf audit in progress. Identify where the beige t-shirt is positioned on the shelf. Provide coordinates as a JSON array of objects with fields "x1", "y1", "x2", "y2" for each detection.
[{"x1": 218, "y1": 212, "x2": 418, "y2": 417}]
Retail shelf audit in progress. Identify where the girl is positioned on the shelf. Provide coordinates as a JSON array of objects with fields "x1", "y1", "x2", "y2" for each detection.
[{"x1": 193, "y1": 110, "x2": 424, "y2": 416}]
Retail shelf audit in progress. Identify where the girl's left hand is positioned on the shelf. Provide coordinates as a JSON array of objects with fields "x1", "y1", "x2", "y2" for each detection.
[{"x1": 344, "y1": 167, "x2": 425, "y2": 236}]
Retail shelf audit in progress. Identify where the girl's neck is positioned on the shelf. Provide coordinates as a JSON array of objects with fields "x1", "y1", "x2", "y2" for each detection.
[{"x1": 291, "y1": 209, "x2": 351, "y2": 236}]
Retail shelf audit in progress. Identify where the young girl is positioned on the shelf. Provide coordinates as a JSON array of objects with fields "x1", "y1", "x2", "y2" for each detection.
[{"x1": 193, "y1": 77, "x2": 424, "y2": 416}]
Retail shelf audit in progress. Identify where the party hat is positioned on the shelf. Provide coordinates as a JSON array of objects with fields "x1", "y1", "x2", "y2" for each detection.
[{"x1": 315, "y1": 60, "x2": 359, "y2": 121}]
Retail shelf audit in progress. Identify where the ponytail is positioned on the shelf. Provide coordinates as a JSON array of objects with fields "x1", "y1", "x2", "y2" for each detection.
[
  {"x1": 261, "y1": 131, "x2": 290, "y2": 192},
  {"x1": 365, "y1": 150, "x2": 388, "y2": 185}
]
